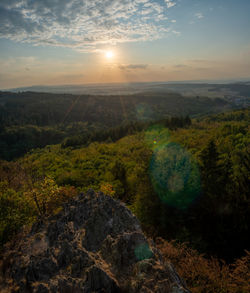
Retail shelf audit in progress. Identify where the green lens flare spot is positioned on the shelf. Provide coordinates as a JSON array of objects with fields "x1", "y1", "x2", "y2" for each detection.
[
  {"x1": 144, "y1": 124, "x2": 170, "y2": 150},
  {"x1": 136, "y1": 104, "x2": 155, "y2": 121},
  {"x1": 134, "y1": 243, "x2": 153, "y2": 261},
  {"x1": 150, "y1": 142, "x2": 201, "y2": 209}
]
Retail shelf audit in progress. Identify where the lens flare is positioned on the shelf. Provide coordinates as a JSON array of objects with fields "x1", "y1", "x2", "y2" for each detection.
[
  {"x1": 145, "y1": 125, "x2": 201, "y2": 209},
  {"x1": 144, "y1": 124, "x2": 170, "y2": 149},
  {"x1": 136, "y1": 104, "x2": 155, "y2": 121},
  {"x1": 134, "y1": 243, "x2": 153, "y2": 261}
]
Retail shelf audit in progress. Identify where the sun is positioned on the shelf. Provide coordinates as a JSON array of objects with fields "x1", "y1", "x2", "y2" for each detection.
[{"x1": 105, "y1": 50, "x2": 114, "y2": 59}]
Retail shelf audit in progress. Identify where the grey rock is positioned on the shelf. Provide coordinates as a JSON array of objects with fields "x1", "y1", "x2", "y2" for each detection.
[{"x1": 0, "y1": 190, "x2": 190, "y2": 293}]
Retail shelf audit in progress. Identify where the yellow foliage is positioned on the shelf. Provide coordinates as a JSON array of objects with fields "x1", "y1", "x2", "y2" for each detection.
[
  {"x1": 24, "y1": 177, "x2": 78, "y2": 216},
  {"x1": 100, "y1": 182, "x2": 115, "y2": 196}
]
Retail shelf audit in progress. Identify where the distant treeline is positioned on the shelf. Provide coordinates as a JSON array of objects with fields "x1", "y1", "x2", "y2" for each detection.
[
  {"x1": 61, "y1": 116, "x2": 192, "y2": 148},
  {"x1": 0, "y1": 91, "x2": 230, "y2": 128},
  {"x1": 1, "y1": 89, "x2": 220, "y2": 160}
]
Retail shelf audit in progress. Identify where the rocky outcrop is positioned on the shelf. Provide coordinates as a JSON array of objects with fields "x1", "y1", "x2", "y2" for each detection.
[{"x1": 0, "y1": 190, "x2": 190, "y2": 293}]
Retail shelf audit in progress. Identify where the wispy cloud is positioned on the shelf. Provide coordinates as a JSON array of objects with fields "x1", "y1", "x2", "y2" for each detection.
[
  {"x1": 174, "y1": 64, "x2": 189, "y2": 68},
  {"x1": 165, "y1": 0, "x2": 176, "y2": 9},
  {"x1": 195, "y1": 12, "x2": 204, "y2": 19},
  {"x1": 172, "y1": 30, "x2": 181, "y2": 36},
  {"x1": 0, "y1": 0, "x2": 177, "y2": 52},
  {"x1": 118, "y1": 64, "x2": 148, "y2": 70}
]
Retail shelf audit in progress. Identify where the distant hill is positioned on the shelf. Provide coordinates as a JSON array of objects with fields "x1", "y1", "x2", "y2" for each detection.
[
  {"x1": 0, "y1": 90, "x2": 233, "y2": 128},
  {"x1": 5, "y1": 81, "x2": 250, "y2": 103},
  {"x1": 0, "y1": 90, "x2": 242, "y2": 160}
]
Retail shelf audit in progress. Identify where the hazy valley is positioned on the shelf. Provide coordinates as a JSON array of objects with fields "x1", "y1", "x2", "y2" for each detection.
[{"x1": 1, "y1": 0, "x2": 250, "y2": 291}]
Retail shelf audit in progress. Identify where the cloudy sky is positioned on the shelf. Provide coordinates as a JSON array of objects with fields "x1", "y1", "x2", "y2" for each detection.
[{"x1": 0, "y1": 0, "x2": 250, "y2": 88}]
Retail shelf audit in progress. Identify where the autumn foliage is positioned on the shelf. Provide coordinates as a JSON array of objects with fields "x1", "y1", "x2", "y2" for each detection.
[{"x1": 156, "y1": 238, "x2": 250, "y2": 293}]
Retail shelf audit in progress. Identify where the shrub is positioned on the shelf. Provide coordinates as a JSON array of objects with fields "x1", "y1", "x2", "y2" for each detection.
[
  {"x1": 156, "y1": 238, "x2": 250, "y2": 293},
  {"x1": 0, "y1": 182, "x2": 35, "y2": 246}
]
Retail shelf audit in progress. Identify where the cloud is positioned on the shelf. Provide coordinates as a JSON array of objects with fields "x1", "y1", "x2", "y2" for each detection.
[
  {"x1": 165, "y1": 0, "x2": 176, "y2": 9},
  {"x1": 195, "y1": 12, "x2": 204, "y2": 19},
  {"x1": 0, "y1": 0, "x2": 177, "y2": 52},
  {"x1": 0, "y1": 56, "x2": 39, "y2": 71},
  {"x1": 119, "y1": 64, "x2": 148, "y2": 71},
  {"x1": 174, "y1": 64, "x2": 189, "y2": 68},
  {"x1": 189, "y1": 59, "x2": 216, "y2": 64},
  {"x1": 172, "y1": 30, "x2": 181, "y2": 36}
]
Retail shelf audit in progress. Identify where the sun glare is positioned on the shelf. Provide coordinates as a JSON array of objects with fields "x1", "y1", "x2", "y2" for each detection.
[{"x1": 105, "y1": 50, "x2": 114, "y2": 59}]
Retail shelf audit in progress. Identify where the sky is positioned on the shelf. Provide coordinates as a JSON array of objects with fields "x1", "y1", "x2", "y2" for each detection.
[{"x1": 0, "y1": 0, "x2": 250, "y2": 89}]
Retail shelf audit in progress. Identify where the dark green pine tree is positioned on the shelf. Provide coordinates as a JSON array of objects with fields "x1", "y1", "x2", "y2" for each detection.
[
  {"x1": 200, "y1": 139, "x2": 222, "y2": 196},
  {"x1": 191, "y1": 140, "x2": 223, "y2": 255},
  {"x1": 184, "y1": 115, "x2": 192, "y2": 126}
]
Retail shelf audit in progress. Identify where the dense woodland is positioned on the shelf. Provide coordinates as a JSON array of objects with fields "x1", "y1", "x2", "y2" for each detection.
[
  {"x1": 0, "y1": 91, "x2": 249, "y2": 291},
  {"x1": 0, "y1": 91, "x2": 232, "y2": 160}
]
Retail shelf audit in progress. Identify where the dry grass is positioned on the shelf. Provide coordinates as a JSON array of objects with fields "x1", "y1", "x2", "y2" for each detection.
[{"x1": 156, "y1": 238, "x2": 250, "y2": 293}]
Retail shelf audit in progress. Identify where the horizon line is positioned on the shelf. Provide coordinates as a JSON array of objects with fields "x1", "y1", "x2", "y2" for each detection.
[{"x1": 2, "y1": 78, "x2": 250, "y2": 91}]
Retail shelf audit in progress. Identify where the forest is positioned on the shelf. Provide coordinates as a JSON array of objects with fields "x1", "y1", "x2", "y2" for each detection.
[
  {"x1": 0, "y1": 90, "x2": 233, "y2": 160},
  {"x1": 0, "y1": 92, "x2": 249, "y2": 292}
]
